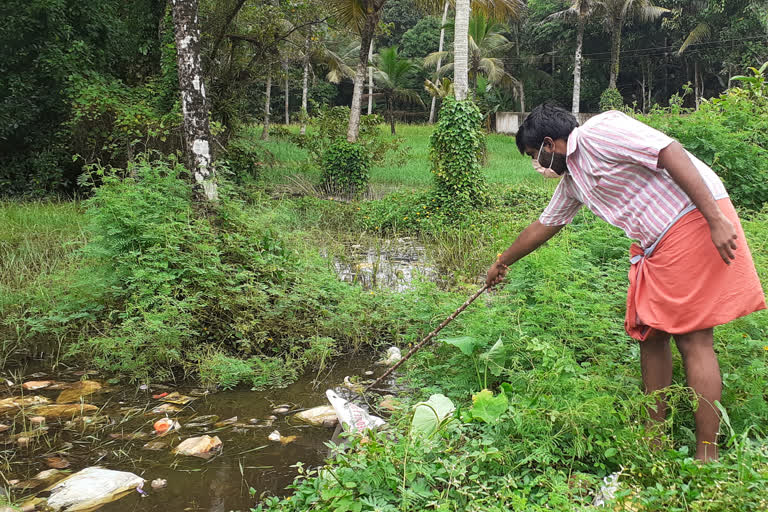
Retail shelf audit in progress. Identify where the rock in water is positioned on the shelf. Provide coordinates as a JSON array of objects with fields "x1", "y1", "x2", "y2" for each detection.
[
  {"x1": 55, "y1": 381, "x2": 102, "y2": 404},
  {"x1": 173, "y1": 435, "x2": 222, "y2": 459},
  {"x1": 292, "y1": 406, "x2": 338, "y2": 428},
  {"x1": 46, "y1": 467, "x2": 145, "y2": 512}
]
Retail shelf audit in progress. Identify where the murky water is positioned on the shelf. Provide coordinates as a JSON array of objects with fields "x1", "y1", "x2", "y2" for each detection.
[
  {"x1": 1, "y1": 359, "x2": 387, "y2": 511},
  {"x1": 331, "y1": 236, "x2": 435, "y2": 291}
]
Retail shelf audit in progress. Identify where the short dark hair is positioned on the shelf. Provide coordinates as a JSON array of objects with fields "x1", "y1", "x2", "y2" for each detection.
[{"x1": 515, "y1": 104, "x2": 579, "y2": 155}]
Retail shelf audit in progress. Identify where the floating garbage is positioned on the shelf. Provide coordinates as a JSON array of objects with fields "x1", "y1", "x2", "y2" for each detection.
[
  {"x1": 159, "y1": 392, "x2": 195, "y2": 405},
  {"x1": 292, "y1": 406, "x2": 339, "y2": 428},
  {"x1": 271, "y1": 404, "x2": 292, "y2": 415},
  {"x1": 46, "y1": 467, "x2": 145, "y2": 512},
  {"x1": 268, "y1": 430, "x2": 297, "y2": 445},
  {"x1": 342, "y1": 376, "x2": 365, "y2": 394},
  {"x1": 153, "y1": 418, "x2": 180, "y2": 435},
  {"x1": 28, "y1": 403, "x2": 99, "y2": 419},
  {"x1": 326, "y1": 390, "x2": 386, "y2": 434},
  {"x1": 151, "y1": 478, "x2": 168, "y2": 489},
  {"x1": 213, "y1": 416, "x2": 238, "y2": 428},
  {"x1": 593, "y1": 468, "x2": 624, "y2": 507},
  {"x1": 142, "y1": 441, "x2": 167, "y2": 451},
  {"x1": 375, "y1": 347, "x2": 402, "y2": 366},
  {"x1": 45, "y1": 456, "x2": 70, "y2": 469},
  {"x1": 22, "y1": 380, "x2": 54, "y2": 391},
  {"x1": 13, "y1": 469, "x2": 67, "y2": 491},
  {"x1": 56, "y1": 381, "x2": 102, "y2": 404},
  {"x1": 151, "y1": 403, "x2": 181, "y2": 415},
  {"x1": 173, "y1": 435, "x2": 222, "y2": 459},
  {"x1": 0, "y1": 396, "x2": 50, "y2": 414}
]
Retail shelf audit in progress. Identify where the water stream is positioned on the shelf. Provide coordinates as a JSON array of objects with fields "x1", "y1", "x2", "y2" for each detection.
[{"x1": 1, "y1": 358, "x2": 384, "y2": 511}]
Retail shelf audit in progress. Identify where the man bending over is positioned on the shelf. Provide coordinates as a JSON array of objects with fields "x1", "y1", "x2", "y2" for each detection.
[{"x1": 487, "y1": 104, "x2": 766, "y2": 461}]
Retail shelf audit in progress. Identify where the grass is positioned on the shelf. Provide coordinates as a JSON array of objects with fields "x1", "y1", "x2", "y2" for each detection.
[{"x1": 0, "y1": 201, "x2": 86, "y2": 309}]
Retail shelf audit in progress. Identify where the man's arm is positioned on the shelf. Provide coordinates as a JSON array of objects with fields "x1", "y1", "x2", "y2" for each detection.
[
  {"x1": 658, "y1": 141, "x2": 738, "y2": 264},
  {"x1": 486, "y1": 220, "x2": 564, "y2": 287}
]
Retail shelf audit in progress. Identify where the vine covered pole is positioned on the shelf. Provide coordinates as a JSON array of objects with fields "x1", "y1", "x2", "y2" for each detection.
[{"x1": 365, "y1": 285, "x2": 488, "y2": 391}]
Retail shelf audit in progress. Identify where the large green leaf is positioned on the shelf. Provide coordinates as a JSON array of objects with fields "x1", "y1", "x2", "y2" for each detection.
[
  {"x1": 469, "y1": 389, "x2": 508, "y2": 423},
  {"x1": 479, "y1": 337, "x2": 505, "y2": 376},
  {"x1": 441, "y1": 336, "x2": 478, "y2": 356},
  {"x1": 411, "y1": 394, "x2": 456, "y2": 436}
]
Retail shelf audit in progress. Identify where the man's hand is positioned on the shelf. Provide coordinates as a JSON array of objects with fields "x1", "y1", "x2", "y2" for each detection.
[
  {"x1": 709, "y1": 214, "x2": 738, "y2": 264},
  {"x1": 486, "y1": 261, "x2": 508, "y2": 288}
]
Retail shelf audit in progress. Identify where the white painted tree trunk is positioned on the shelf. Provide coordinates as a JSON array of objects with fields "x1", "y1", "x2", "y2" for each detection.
[
  {"x1": 571, "y1": 16, "x2": 584, "y2": 115},
  {"x1": 300, "y1": 32, "x2": 310, "y2": 135},
  {"x1": 367, "y1": 40, "x2": 375, "y2": 114},
  {"x1": 261, "y1": 72, "x2": 272, "y2": 140},
  {"x1": 170, "y1": 0, "x2": 217, "y2": 201},
  {"x1": 453, "y1": 0, "x2": 470, "y2": 100},
  {"x1": 429, "y1": 0, "x2": 450, "y2": 123}
]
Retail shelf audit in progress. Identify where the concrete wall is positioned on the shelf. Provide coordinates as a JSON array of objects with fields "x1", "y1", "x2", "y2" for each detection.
[{"x1": 496, "y1": 112, "x2": 600, "y2": 134}]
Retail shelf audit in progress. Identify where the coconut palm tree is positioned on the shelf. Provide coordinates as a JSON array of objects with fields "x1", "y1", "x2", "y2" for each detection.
[
  {"x1": 426, "y1": 12, "x2": 521, "y2": 98},
  {"x1": 372, "y1": 47, "x2": 424, "y2": 134},
  {"x1": 451, "y1": 0, "x2": 524, "y2": 100},
  {"x1": 548, "y1": 0, "x2": 595, "y2": 114},
  {"x1": 593, "y1": 0, "x2": 668, "y2": 89}
]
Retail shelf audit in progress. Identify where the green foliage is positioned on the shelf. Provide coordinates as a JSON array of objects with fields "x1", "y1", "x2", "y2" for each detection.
[
  {"x1": 429, "y1": 98, "x2": 489, "y2": 214},
  {"x1": 221, "y1": 137, "x2": 276, "y2": 184},
  {"x1": 282, "y1": 105, "x2": 405, "y2": 166},
  {"x1": 641, "y1": 68, "x2": 768, "y2": 211},
  {"x1": 0, "y1": 0, "x2": 165, "y2": 196},
  {"x1": 599, "y1": 87, "x2": 624, "y2": 112},
  {"x1": 321, "y1": 139, "x2": 371, "y2": 197},
  {"x1": 197, "y1": 352, "x2": 298, "y2": 390},
  {"x1": 400, "y1": 16, "x2": 445, "y2": 59},
  {"x1": 67, "y1": 72, "x2": 183, "y2": 170}
]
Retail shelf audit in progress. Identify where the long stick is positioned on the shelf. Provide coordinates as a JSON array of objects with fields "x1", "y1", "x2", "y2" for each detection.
[{"x1": 365, "y1": 284, "x2": 488, "y2": 391}]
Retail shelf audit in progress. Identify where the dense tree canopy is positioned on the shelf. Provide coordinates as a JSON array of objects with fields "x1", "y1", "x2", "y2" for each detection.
[{"x1": 1, "y1": 0, "x2": 766, "y2": 195}]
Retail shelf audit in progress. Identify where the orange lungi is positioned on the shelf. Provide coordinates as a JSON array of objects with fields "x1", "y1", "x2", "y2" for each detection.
[{"x1": 625, "y1": 198, "x2": 766, "y2": 341}]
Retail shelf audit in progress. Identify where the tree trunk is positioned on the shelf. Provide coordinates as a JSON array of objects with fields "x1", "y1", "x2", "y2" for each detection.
[
  {"x1": 261, "y1": 72, "x2": 271, "y2": 140},
  {"x1": 608, "y1": 21, "x2": 622, "y2": 89},
  {"x1": 347, "y1": 7, "x2": 380, "y2": 142},
  {"x1": 429, "y1": 0, "x2": 450, "y2": 123},
  {"x1": 388, "y1": 96, "x2": 396, "y2": 134},
  {"x1": 453, "y1": 0, "x2": 470, "y2": 100},
  {"x1": 367, "y1": 40, "x2": 375, "y2": 115},
  {"x1": 571, "y1": 16, "x2": 584, "y2": 115},
  {"x1": 284, "y1": 62, "x2": 290, "y2": 124},
  {"x1": 171, "y1": 0, "x2": 217, "y2": 201},
  {"x1": 519, "y1": 81, "x2": 525, "y2": 113},
  {"x1": 694, "y1": 60, "x2": 701, "y2": 109},
  {"x1": 300, "y1": 32, "x2": 310, "y2": 135}
]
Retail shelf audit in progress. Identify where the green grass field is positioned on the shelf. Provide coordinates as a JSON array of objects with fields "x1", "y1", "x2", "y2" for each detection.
[{"x1": 250, "y1": 123, "x2": 555, "y2": 193}]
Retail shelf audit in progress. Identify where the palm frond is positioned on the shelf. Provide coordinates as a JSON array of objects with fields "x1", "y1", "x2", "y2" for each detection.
[{"x1": 677, "y1": 22, "x2": 710, "y2": 54}]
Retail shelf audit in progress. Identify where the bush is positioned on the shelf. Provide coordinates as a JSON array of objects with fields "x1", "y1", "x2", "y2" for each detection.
[
  {"x1": 429, "y1": 97, "x2": 489, "y2": 213},
  {"x1": 640, "y1": 65, "x2": 768, "y2": 211},
  {"x1": 279, "y1": 105, "x2": 406, "y2": 166},
  {"x1": 321, "y1": 139, "x2": 371, "y2": 197},
  {"x1": 599, "y1": 87, "x2": 624, "y2": 112}
]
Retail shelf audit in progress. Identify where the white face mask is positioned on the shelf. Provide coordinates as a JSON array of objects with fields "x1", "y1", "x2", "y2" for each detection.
[{"x1": 533, "y1": 140, "x2": 560, "y2": 179}]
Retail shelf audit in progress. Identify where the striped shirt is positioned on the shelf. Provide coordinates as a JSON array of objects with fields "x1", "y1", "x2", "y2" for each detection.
[{"x1": 539, "y1": 110, "x2": 728, "y2": 249}]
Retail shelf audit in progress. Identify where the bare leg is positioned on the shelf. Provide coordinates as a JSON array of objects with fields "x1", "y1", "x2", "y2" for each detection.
[
  {"x1": 639, "y1": 329, "x2": 672, "y2": 422},
  {"x1": 674, "y1": 328, "x2": 721, "y2": 462}
]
